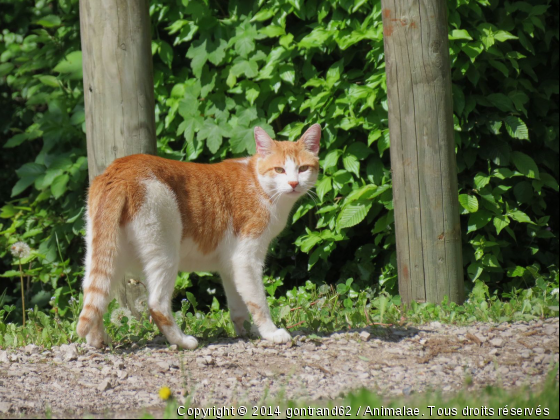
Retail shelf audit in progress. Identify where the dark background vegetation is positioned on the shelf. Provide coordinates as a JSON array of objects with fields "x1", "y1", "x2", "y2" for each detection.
[{"x1": 0, "y1": 0, "x2": 558, "y2": 323}]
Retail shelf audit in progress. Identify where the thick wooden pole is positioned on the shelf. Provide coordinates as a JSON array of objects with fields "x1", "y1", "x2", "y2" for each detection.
[
  {"x1": 381, "y1": 0, "x2": 464, "y2": 304},
  {"x1": 80, "y1": 0, "x2": 156, "y2": 315}
]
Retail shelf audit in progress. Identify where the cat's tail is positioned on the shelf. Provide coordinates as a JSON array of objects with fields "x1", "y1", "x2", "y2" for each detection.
[{"x1": 76, "y1": 180, "x2": 126, "y2": 339}]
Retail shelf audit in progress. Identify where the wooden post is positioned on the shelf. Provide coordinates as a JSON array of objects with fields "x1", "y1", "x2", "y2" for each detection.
[
  {"x1": 80, "y1": 0, "x2": 156, "y2": 316},
  {"x1": 381, "y1": 0, "x2": 464, "y2": 304}
]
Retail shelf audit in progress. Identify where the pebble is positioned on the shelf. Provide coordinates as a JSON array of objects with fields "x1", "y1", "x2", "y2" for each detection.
[
  {"x1": 98, "y1": 379, "x2": 112, "y2": 392},
  {"x1": 359, "y1": 331, "x2": 371, "y2": 342},
  {"x1": 489, "y1": 338, "x2": 504, "y2": 348}
]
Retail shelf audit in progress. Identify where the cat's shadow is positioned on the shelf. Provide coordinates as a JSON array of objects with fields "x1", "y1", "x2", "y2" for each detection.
[{"x1": 111, "y1": 325, "x2": 428, "y2": 354}]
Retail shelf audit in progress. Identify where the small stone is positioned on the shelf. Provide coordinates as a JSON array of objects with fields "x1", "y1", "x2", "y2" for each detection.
[
  {"x1": 168, "y1": 345, "x2": 178, "y2": 351},
  {"x1": 98, "y1": 379, "x2": 112, "y2": 392},
  {"x1": 359, "y1": 331, "x2": 371, "y2": 342},
  {"x1": 157, "y1": 361, "x2": 170, "y2": 372},
  {"x1": 0, "y1": 351, "x2": 9, "y2": 364},
  {"x1": 117, "y1": 370, "x2": 129, "y2": 380},
  {"x1": 196, "y1": 356, "x2": 214, "y2": 366},
  {"x1": 533, "y1": 347, "x2": 545, "y2": 354},
  {"x1": 113, "y1": 360, "x2": 125, "y2": 370},
  {"x1": 24, "y1": 344, "x2": 41, "y2": 355},
  {"x1": 0, "y1": 402, "x2": 12, "y2": 414},
  {"x1": 490, "y1": 338, "x2": 504, "y2": 348},
  {"x1": 521, "y1": 351, "x2": 532, "y2": 359},
  {"x1": 101, "y1": 366, "x2": 112, "y2": 376}
]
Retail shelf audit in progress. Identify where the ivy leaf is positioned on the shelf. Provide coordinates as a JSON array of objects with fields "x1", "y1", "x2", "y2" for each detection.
[
  {"x1": 230, "y1": 59, "x2": 259, "y2": 79},
  {"x1": 512, "y1": 151, "x2": 539, "y2": 179},
  {"x1": 197, "y1": 119, "x2": 225, "y2": 153},
  {"x1": 459, "y1": 194, "x2": 479, "y2": 213},
  {"x1": 186, "y1": 39, "x2": 208, "y2": 78}
]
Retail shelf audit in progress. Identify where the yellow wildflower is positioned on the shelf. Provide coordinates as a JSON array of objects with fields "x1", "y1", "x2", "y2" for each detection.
[{"x1": 159, "y1": 386, "x2": 172, "y2": 400}]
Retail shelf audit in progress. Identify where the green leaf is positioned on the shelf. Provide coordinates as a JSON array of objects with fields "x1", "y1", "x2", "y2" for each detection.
[
  {"x1": 513, "y1": 181, "x2": 533, "y2": 203},
  {"x1": 316, "y1": 177, "x2": 332, "y2": 201},
  {"x1": 482, "y1": 254, "x2": 501, "y2": 268},
  {"x1": 323, "y1": 150, "x2": 342, "y2": 171},
  {"x1": 540, "y1": 173, "x2": 559, "y2": 192},
  {"x1": 493, "y1": 216, "x2": 510, "y2": 235},
  {"x1": 378, "y1": 130, "x2": 390, "y2": 156},
  {"x1": 467, "y1": 210, "x2": 491, "y2": 233},
  {"x1": 11, "y1": 178, "x2": 36, "y2": 197},
  {"x1": 342, "y1": 154, "x2": 360, "y2": 177},
  {"x1": 198, "y1": 119, "x2": 227, "y2": 154},
  {"x1": 487, "y1": 93, "x2": 514, "y2": 112},
  {"x1": 158, "y1": 41, "x2": 173, "y2": 68},
  {"x1": 474, "y1": 173, "x2": 490, "y2": 190},
  {"x1": 504, "y1": 117, "x2": 529, "y2": 140},
  {"x1": 230, "y1": 60, "x2": 259, "y2": 79},
  {"x1": 51, "y1": 174, "x2": 69, "y2": 199},
  {"x1": 462, "y1": 41, "x2": 484, "y2": 61},
  {"x1": 459, "y1": 194, "x2": 479, "y2": 213},
  {"x1": 35, "y1": 15, "x2": 61, "y2": 28},
  {"x1": 494, "y1": 31, "x2": 518, "y2": 42},
  {"x1": 512, "y1": 151, "x2": 539, "y2": 179},
  {"x1": 508, "y1": 210, "x2": 533, "y2": 224},
  {"x1": 507, "y1": 266, "x2": 526, "y2": 277},
  {"x1": 449, "y1": 29, "x2": 473, "y2": 41},
  {"x1": 0, "y1": 63, "x2": 15, "y2": 77},
  {"x1": 53, "y1": 51, "x2": 83, "y2": 80},
  {"x1": 337, "y1": 202, "x2": 372, "y2": 230}
]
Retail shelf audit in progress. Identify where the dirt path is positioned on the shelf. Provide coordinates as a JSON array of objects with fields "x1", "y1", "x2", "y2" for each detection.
[{"x1": 1, "y1": 318, "x2": 558, "y2": 417}]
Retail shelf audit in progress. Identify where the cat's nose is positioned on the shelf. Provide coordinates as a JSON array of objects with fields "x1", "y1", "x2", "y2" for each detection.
[{"x1": 288, "y1": 181, "x2": 299, "y2": 190}]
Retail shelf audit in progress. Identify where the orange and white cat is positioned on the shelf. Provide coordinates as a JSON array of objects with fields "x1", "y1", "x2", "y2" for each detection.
[{"x1": 77, "y1": 124, "x2": 321, "y2": 349}]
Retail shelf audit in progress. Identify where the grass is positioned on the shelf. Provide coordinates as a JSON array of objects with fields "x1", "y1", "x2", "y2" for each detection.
[
  {"x1": 0, "y1": 278, "x2": 558, "y2": 349},
  {"x1": 145, "y1": 369, "x2": 559, "y2": 419}
]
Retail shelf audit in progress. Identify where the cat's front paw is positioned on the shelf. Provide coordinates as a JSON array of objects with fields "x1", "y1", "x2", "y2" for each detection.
[
  {"x1": 179, "y1": 335, "x2": 199, "y2": 350},
  {"x1": 262, "y1": 328, "x2": 292, "y2": 344}
]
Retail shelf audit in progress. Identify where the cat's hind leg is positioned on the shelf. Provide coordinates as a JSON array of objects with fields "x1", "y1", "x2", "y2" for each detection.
[{"x1": 127, "y1": 179, "x2": 198, "y2": 350}]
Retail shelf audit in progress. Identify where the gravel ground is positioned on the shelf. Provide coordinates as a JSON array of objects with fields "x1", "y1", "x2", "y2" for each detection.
[{"x1": 0, "y1": 318, "x2": 558, "y2": 417}]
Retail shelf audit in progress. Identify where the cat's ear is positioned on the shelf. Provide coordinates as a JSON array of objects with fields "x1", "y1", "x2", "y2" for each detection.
[
  {"x1": 254, "y1": 127, "x2": 275, "y2": 156},
  {"x1": 298, "y1": 124, "x2": 321, "y2": 156}
]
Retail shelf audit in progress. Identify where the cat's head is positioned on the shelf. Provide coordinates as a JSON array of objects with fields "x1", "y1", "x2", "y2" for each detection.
[{"x1": 254, "y1": 124, "x2": 321, "y2": 201}]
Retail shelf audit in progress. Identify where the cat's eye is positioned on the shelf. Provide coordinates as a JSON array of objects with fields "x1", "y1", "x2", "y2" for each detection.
[
  {"x1": 274, "y1": 167, "x2": 285, "y2": 174},
  {"x1": 298, "y1": 165, "x2": 310, "y2": 172}
]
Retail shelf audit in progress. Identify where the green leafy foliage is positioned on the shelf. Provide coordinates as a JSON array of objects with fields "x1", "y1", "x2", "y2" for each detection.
[{"x1": 0, "y1": 0, "x2": 558, "y2": 325}]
